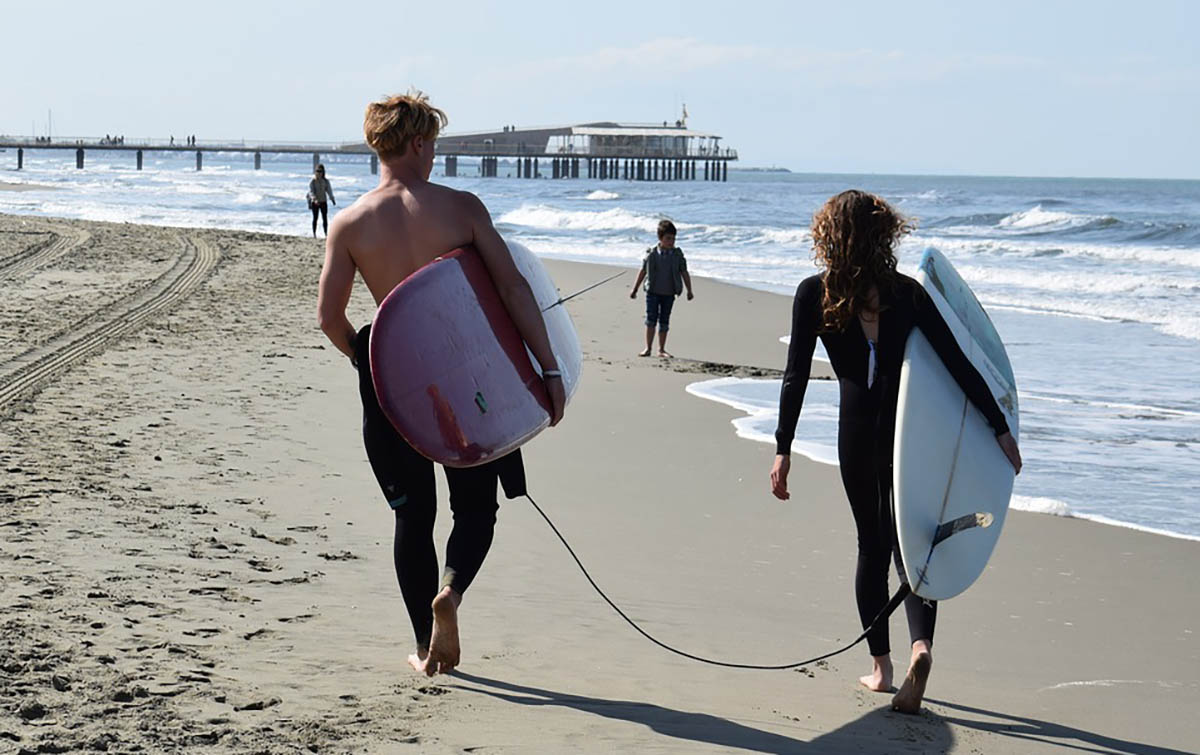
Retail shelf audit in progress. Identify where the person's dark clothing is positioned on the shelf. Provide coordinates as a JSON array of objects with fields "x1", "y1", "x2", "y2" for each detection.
[
  {"x1": 640, "y1": 245, "x2": 688, "y2": 296},
  {"x1": 775, "y1": 273, "x2": 1009, "y2": 656},
  {"x1": 311, "y1": 202, "x2": 329, "y2": 236},
  {"x1": 355, "y1": 323, "x2": 526, "y2": 648},
  {"x1": 644, "y1": 292, "x2": 675, "y2": 331}
]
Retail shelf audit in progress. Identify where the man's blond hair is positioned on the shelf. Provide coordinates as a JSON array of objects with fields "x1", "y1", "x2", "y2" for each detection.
[{"x1": 363, "y1": 91, "x2": 448, "y2": 159}]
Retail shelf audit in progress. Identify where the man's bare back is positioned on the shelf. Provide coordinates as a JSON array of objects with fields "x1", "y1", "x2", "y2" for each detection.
[{"x1": 333, "y1": 181, "x2": 483, "y2": 305}]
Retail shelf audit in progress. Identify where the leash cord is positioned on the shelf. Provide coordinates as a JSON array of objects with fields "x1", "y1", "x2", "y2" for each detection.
[{"x1": 525, "y1": 493, "x2": 911, "y2": 671}]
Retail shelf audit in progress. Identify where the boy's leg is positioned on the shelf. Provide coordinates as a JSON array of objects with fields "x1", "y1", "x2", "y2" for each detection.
[
  {"x1": 657, "y1": 296, "x2": 675, "y2": 355},
  {"x1": 641, "y1": 294, "x2": 658, "y2": 356}
]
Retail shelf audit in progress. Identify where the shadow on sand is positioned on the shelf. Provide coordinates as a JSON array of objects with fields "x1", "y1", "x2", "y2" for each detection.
[
  {"x1": 926, "y1": 698, "x2": 1192, "y2": 755},
  {"x1": 450, "y1": 671, "x2": 953, "y2": 753}
]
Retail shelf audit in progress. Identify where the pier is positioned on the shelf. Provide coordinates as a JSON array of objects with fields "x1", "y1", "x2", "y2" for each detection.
[{"x1": 1, "y1": 120, "x2": 737, "y2": 182}]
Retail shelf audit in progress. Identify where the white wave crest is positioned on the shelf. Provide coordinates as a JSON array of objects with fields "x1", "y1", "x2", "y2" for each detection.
[
  {"x1": 585, "y1": 190, "x2": 619, "y2": 201},
  {"x1": 908, "y1": 235, "x2": 1200, "y2": 270},
  {"x1": 1010, "y1": 495, "x2": 1074, "y2": 517},
  {"x1": 997, "y1": 205, "x2": 1109, "y2": 231},
  {"x1": 756, "y1": 228, "x2": 811, "y2": 247},
  {"x1": 498, "y1": 204, "x2": 661, "y2": 233}
]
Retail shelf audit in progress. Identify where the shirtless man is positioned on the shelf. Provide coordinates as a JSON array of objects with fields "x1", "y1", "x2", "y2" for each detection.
[{"x1": 317, "y1": 92, "x2": 566, "y2": 676}]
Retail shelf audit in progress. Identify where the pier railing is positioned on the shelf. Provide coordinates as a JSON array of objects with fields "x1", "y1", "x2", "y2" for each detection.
[{"x1": 435, "y1": 142, "x2": 737, "y2": 160}]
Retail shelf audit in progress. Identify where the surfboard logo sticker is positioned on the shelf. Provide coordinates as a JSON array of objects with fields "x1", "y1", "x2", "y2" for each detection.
[{"x1": 474, "y1": 392, "x2": 488, "y2": 414}]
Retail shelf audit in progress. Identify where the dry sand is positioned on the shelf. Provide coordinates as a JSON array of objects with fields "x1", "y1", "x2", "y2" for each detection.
[{"x1": 1, "y1": 214, "x2": 1197, "y2": 753}]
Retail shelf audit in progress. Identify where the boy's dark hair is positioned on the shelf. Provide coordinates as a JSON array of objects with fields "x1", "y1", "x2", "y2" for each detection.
[{"x1": 657, "y1": 219, "x2": 677, "y2": 238}]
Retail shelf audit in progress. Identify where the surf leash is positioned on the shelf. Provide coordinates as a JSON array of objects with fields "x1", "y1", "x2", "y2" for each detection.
[
  {"x1": 525, "y1": 492, "x2": 911, "y2": 670},
  {"x1": 541, "y1": 271, "x2": 626, "y2": 312}
]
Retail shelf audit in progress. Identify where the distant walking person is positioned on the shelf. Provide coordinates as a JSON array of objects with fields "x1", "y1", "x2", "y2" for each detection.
[
  {"x1": 629, "y1": 219, "x2": 694, "y2": 357},
  {"x1": 308, "y1": 164, "x2": 337, "y2": 237}
]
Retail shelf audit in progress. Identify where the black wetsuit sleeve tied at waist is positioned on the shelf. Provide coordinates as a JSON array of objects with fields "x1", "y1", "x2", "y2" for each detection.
[
  {"x1": 775, "y1": 277, "x2": 821, "y2": 456},
  {"x1": 912, "y1": 286, "x2": 1010, "y2": 438}
]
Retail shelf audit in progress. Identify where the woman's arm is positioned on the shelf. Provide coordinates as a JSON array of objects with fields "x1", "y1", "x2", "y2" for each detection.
[
  {"x1": 914, "y1": 287, "x2": 1010, "y2": 437},
  {"x1": 771, "y1": 277, "x2": 821, "y2": 499},
  {"x1": 775, "y1": 277, "x2": 820, "y2": 456}
]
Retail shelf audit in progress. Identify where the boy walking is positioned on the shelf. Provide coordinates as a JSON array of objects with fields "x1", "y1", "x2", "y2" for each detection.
[{"x1": 629, "y1": 219, "x2": 694, "y2": 357}]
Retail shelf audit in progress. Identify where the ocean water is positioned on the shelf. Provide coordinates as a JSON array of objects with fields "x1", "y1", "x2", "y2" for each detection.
[{"x1": 3, "y1": 150, "x2": 1199, "y2": 540}]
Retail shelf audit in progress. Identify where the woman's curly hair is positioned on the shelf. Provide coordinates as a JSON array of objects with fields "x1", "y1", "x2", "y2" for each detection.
[{"x1": 810, "y1": 190, "x2": 913, "y2": 332}]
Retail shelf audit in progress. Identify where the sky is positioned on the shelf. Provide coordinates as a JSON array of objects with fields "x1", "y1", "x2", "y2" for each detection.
[{"x1": 3, "y1": 0, "x2": 1197, "y2": 179}]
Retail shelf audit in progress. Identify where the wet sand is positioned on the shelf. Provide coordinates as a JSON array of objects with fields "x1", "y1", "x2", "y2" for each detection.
[{"x1": 1, "y1": 214, "x2": 1197, "y2": 753}]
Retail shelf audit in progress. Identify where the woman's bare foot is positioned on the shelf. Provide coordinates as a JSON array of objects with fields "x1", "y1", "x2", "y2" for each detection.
[
  {"x1": 425, "y1": 587, "x2": 461, "y2": 676},
  {"x1": 637, "y1": 348, "x2": 651, "y2": 357},
  {"x1": 407, "y1": 646, "x2": 430, "y2": 673},
  {"x1": 891, "y1": 644, "x2": 932, "y2": 714},
  {"x1": 658, "y1": 350, "x2": 673, "y2": 358},
  {"x1": 859, "y1": 654, "x2": 894, "y2": 692}
]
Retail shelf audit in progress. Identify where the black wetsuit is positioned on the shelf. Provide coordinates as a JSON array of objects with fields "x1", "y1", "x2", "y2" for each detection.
[
  {"x1": 775, "y1": 274, "x2": 1009, "y2": 657},
  {"x1": 355, "y1": 324, "x2": 527, "y2": 649}
]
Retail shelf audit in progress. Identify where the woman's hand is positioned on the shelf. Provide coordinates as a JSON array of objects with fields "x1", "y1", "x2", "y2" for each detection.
[
  {"x1": 770, "y1": 454, "x2": 791, "y2": 500},
  {"x1": 996, "y1": 432, "x2": 1022, "y2": 475}
]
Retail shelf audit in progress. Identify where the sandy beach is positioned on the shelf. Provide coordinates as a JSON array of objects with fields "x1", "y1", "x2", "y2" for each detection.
[{"x1": 1, "y1": 214, "x2": 1197, "y2": 753}]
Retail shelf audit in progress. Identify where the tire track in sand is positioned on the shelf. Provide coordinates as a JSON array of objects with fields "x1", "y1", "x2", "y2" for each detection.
[
  {"x1": 0, "y1": 232, "x2": 220, "y2": 411},
  {"x1": 0, "y1": 226, "x2": 91, "y2": 281}
]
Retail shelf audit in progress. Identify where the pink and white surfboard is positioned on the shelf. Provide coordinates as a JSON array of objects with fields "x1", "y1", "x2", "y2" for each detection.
[{"x1": 369, "y1": 239, "x2": 582, "y2": 467}]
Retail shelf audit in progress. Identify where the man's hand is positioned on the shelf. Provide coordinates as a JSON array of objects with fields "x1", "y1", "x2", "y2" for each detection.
[
  {"x1": 544, "y1": 375, "x2": 566, "y2": 426},
  {"x1": 686, "y1": 291, "x2": 694, "y2": 301},
  {"x1": 629, "y1": 289, "x2": 637, "y2": 299},
  {"x1": 770, "y1": 454, "x2": 791, "y2": 500}
]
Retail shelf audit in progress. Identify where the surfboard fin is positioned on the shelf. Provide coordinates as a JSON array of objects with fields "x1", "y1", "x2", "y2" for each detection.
[{"x1": 931, "y1": 512, "x2": 994, "y2": 548}]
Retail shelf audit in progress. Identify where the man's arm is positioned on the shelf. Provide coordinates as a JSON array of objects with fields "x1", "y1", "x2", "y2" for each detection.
[
  {"x1": 463, "y1": 192, "x2": 566, "y2": 426},
  {"x1": 316, "y1": 215, "x2": 357, "y2": 363},
  {"x1": 682, "y1": 270, "x2": 694, "y2": 300}
]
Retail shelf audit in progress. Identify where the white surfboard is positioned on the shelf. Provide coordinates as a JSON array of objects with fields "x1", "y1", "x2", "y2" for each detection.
[{"x1": 893, "y1": 247, "x2": 1019, "y2": 600}]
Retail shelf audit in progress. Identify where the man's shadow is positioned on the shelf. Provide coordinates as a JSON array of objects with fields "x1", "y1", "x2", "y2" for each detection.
[{"x1": 450, "y1": 671, "x2": 953, "y2": 753}]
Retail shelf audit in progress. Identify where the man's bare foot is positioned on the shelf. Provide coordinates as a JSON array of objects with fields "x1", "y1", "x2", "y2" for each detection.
[
  {"x1": 637, "y1": 348, "x2": 651, "y2": 357},
  {"x1": 425, "y1": 587, "x2": 461, "y2": 676},
  {"x1": 891, "y1": 648, "x2": 932, "y2": 714},
  {"x1": 859, "y1": 655, "x2": 893, "y2": 692},
  {"x1": 658, "y1": 350, "x2": 673, "y2": 358},
  {"x1": 407, "y1": 646, "x2": 430, "y2": 673}
]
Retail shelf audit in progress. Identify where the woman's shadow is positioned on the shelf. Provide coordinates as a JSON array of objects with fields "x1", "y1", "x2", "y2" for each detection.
[{"x1": 449, "y1": 671, "x2": 952, "y2": 753}]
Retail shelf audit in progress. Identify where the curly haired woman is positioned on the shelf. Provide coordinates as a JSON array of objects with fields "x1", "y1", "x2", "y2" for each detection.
[{"x1": 770, "y1": 190, "x2": 1021, "y2": 713}]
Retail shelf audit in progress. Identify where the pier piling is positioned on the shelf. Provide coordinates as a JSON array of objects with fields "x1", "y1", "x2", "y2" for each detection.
[
  {"x1": 136, "y1": 150, "x2": 143, "y2": 170},
  {"x1": 370, "y1": 155, "x2": 378, "y2": 175},
  {"x1": 254, "y1": 152, "x2": 261, "y2": 169},
  {"x1": 312, "y1": 153, "x2": 320, "y2": 171},
  {"x1": 76, "y1": 148, "x2": 84, "y2": 169},
  {"x1": 16, "y1": 148, "x2": 22, "y2": 170}
]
